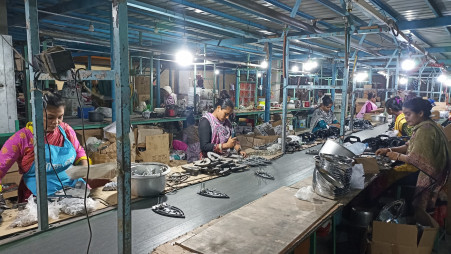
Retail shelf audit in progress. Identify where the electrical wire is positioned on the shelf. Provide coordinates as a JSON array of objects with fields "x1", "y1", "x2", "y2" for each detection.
[{"x1": 72, "y1": 68, "x2": 93, "y2": 254}]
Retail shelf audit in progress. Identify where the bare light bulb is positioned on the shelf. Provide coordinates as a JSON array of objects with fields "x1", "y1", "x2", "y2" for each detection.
[
  {"x1": 401, "y1": 59, "x2": 416, "y2": 71},
  {"x1": 175, "y1": 49, "x2": 193, "y2": 66},
  {"x1": 260, "y1": 60, "x2": 268, "y2": 69},
  {"x1": 291, "y1": 65, "x2": 299, "y2": 72}
]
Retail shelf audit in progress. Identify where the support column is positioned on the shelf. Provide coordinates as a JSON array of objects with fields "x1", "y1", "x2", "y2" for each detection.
[
  {"x1": 385, "y1": 70, "x2": 390, "y2": 100},
  {"x1": 149, "y1": 53, "x2": 154, "y2": 111},
  {"x1": 87, "y1": 55, "x2": 92, "y2": 89},
  {"x1": 24, "y1": 46, "x2": 32, "y2": 122},
  {"x1": 0, "y1": 0, "x2": 7, "y2": 34},
  {"x1": 265, "y1": 43, "x2": 273, "y2": 123},
  {"x1": 169, "y1": 66, "x2": 172, "y2": 88},
  {"x1": 281, "y1": 39, "x2": 289, "y2": 154},
  {"x1": 213, "y1": 64, "x2": 216, "y2": 106},
  {"x1": 110, "y1": 11, "x2": 116, "y2": 122},
  {"x1": 112, "y1": 1, "x2": 132, "y2": 253},
  {"x1": 26, "y1": 0, "x2": 48, "y2": 231},
  {"x1": 395, "y1": 53, "x2": 400, "y2": 91},
  {"x1": 42, "y1": 41, "x2": 49, "y2": 89},
  {"x1": 349, "y1": 78, "x2": 357, "y2": 132},
  {"x1": 222, "y1": 71, "x2": 225, "y2": 90},
  {"x1": 235, "y1": 69, "x2": 240, "y2": 108},
  {"x1": 339, "y1": 21, "x2": 351, "y2": 139},
  {"x1": 194, "y1": 64, "x2": 197, "y2": 108},
  {"x1": 156, "y1": 58, "x2": 161, "y2": 106},
  {"x1": 254, "y1": 68, "x2": 258, "y2": 107}
]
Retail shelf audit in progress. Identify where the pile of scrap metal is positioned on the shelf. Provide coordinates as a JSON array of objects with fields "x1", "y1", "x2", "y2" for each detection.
[
  {"x1": 182, "y1": 152, "x2": 248, "y2": 176},
  {"x1": 346, "y1": 119, "x2": 373, "y2": 130},
  {"x1": 362, "y1": 135, "x2": 408, "y2": 152},
  {"x1": 239, "y1": 156, "x2": 272, "y2": 167}
]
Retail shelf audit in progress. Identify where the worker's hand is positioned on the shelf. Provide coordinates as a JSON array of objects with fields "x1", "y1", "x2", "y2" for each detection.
[
  {"x1": 331, "y1": 124, "x2": 340, "y2": 128},
  {"x1": 375, "y1": 148, "x2": 389, "y2": 156},
  {"x1": 239, "y1": 150, "x2": 247, "y2": 158},
  {"x1": 224, "y1": 137, "x2": 237, "y2": 149},
  {"x1": 386, "y1": 151, "x2": 401, "y2": 161}
]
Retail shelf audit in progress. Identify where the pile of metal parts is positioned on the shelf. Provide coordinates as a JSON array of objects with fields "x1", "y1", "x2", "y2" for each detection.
[
  {"x1": 314, "y1": 127, "x2": 340, "y2": 140},
  {"x1": 363, "y1": 135, "x2": 407, "y2": 152},
  {"x1": 312, "y1": 153, "x2": 354, "y2": 199},
  {"x1": 298, "y1": 132, "x2": 316, "y2": 144},
  {"x1": 346, "y1": 119, "x2": 373, "y2": 130},
  {"x1": 254, "y1": 170, "x2": 275, "y2": 180},
  {"x1": 183, "y1": 152, "x2": 248, "y2": 176},
  {"x1": 239, "y1": 156, "x2": 272, "y2": 167},
  {"x1": 377, "y1": 199, "x2": 405, "y2": 223}
]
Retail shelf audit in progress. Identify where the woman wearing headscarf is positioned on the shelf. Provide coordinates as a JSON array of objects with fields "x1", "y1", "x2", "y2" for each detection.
[
  {"x1": 309, "y1": 95, "x2": 340, "y2": 132},
  {"x1": 198, "y1": 93, "x2": 246, "y2": 158},
  {"x1": 161, "y1": 85, "x2": 177, "y2": 106},
  {"x1": 385, "y1": 96, "x2": 412, "y2": 137},
  {"x1": 356, "y1": 92, "x2": 384, "y2": 118},
  {"x1": 376, "y1": 98, "x2": 451, "y2": 215}
]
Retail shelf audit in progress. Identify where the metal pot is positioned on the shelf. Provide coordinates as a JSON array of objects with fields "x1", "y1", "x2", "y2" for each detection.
[
  {"x1": 371, "y1": 114, "x2": 386, "y2": 123},
  {"x1": 131, "y1": 163, "x2": 171, "y2": 197},
  {"x1": 319, "y1": 140, "x2": 355, "y2": 157},
  {"x1": 88, "y1": 111, "x2": 104, "y2": 122}
]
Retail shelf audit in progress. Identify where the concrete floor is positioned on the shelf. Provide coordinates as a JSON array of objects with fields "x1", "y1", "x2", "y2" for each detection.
[{"x1": 0, "y1": 124, "x2": 389, "y2": 254}]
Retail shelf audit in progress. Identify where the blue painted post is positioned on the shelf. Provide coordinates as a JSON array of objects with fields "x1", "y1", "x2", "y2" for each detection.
[
  {"x1": 110, "y1": 10, "x2": 116, "y2": 122},
  {"x1": 331, "y1": 61, "x2": 337, "y2": 109},
  {"x1": 112, "y1": 1, "x2": 132, "y2": 253},
  {"x1": 265, "y1": 43, "x2": 273, "y2": 122},
  {"x1": 222, "y1": 71, "x2": 225, "y2": 90},
  {"x1": 169, "y1": 66, "x2": 172, "y2": 87},
  {"x1": 150, "y1": 53, "x2": 154, "y2": 111},
  {"x1": 24, "y1": 45, "x2": 32, "y2": 122},
  {"x1": 395, "y1": 53, "x2": 400, "y2": 91},
  {"x1": 339, "y1": 22, "x2": 350, "y2": 139},
  {"x1": 26, "y1": 0, "x2": 48, "y2": 231},
  {"x1": 385, "y1": 70, "x2": 390, "y2": 101},
  {"x1": 87, "y1": 55, "x2": 92, "y2": 89},
  {"x1": 42, "y1": 40, "x2": 49, "y2": 89},
  {"x1": 139, "y1": 57, "x2": 143, "y2": 74},
  {"x1": 235, "y1": 69, "x2": 240, "y2": 108},
  {"x1": 260, "y1": 74, "x2": 263, "y2": 96},
  {"x1": 156, "y1": 58, "x2": 161, "y2": 107},
  {"x1": 350, "y1": 78, "x2": 357, "y2": 132},
  {"x1": 194, "y1": 64, "x2": 197, "y2": 108},
  {"x1": 254, "y1": 68, "x2": 258, "y2": 107},
  {"x1": 282, "y1": 39, "x2": 289, "y2": 153},
  {"x1": 213, "y1": 63, "x2": 216, "y2": 106}
]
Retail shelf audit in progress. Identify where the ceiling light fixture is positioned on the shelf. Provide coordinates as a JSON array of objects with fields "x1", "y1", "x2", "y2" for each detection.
[
  {"x1": 260, "y1": 60, "x2": 268, "y2": 69},
  {"x1": 175, "y1": 49, "x2": 193, "y2": 66},
  {"x1": 291, "y1": 65, "x2": 299, "y2": 72},
  {"x1": 257, "y1": 72, "x2": 262, "y2": 78},
  {"x1": 399, "y1": 77, "x2": 408, "y2": 85},
  {"x1": 355, "y1": 72, "x2": 368, "y2": 82},
  {"x1": 401, "y1": 59, "x2": 416, "y2": 71},
  {"x1": 214, "y1": 69, "x2": 220, "y2": 75},
  {"x1": 437, "y1": 74, "x2": 448, "y2": 83},
  {"x1": 303, "y1": 60, "x2": 318, "y2": 72}
]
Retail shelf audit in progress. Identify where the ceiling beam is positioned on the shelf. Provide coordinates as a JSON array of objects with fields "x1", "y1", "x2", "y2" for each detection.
[{"x1": 397, "y1": 16, "x2": 451, "y2": 30}]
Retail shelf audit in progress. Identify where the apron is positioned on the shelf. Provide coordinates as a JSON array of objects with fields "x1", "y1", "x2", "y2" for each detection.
[{"x1": 23, "y1": 125, "x2": 84, "y2": 196}]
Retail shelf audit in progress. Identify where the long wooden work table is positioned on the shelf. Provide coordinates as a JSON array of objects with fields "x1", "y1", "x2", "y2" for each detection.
[{"x1": 0, "y1": 124, "x2": 389, "y2": 254}]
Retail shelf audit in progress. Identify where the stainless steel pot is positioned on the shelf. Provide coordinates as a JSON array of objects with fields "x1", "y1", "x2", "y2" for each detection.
[
  {"x1": 371, "y1": 114, "x2": 386, "y2": 123},
  {"x1": 131, "y1": 162, "x2": 171, "y2": 197},
  {"x1": 319, "y1": 140, "x2": 355, "y2": 157}
]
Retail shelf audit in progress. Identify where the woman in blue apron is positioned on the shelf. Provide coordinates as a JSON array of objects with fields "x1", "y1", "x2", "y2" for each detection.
[{"x1": 0, "y1": 91, "x2": 88, "y2": 202}]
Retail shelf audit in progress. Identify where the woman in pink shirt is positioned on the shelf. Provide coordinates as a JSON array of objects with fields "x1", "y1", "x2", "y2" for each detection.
[
  {"x1": 356, "y1": 92, "x2": 384, "y2": 118},
  {"x1": 0, "y1": 91, "x2": 88, "y2": 202}
]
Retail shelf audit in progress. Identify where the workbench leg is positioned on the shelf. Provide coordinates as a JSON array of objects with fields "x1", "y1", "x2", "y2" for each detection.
[
  {"x1": 333, "y1": 213, "x2": 337, "y2": 254},
  {"x1": 310, "y1": 232, "x2": 317, "y2": 254}
]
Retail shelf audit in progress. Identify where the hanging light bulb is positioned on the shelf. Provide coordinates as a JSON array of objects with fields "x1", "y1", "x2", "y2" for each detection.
[
  {"x1": 88, "y1": 22, "x2": 94, "y2": 32},
  {"x1": 399, "y1": 77, "x2": 408, "y2": 85},
  {"x1": 437, "y1": 74, "x2": 448, "y2": 83},
  {"x1": 401, "y1": 59, "x2": 416, "y2": 71},
  {"x1": 355, "y1": 72, "x2": 368, "y2": 82},
  {"x1": 291, "y1": 65, "x2": 299, "y2": 72},
  {"x1": 175, "y1": 49, "x2": 193, "y2": 66},
  {"x1": 257, "y1": 72, "x2": 262, "y2": 78},
  {"x1": 260, "y1": 60, "x2": 268, "y2": 69},
  {"x1": 214, "y1": 69, "x2": 220, "y2": 75},
  {"x1": 303, "y1": 60, "x2": 318, "y2": 72}
]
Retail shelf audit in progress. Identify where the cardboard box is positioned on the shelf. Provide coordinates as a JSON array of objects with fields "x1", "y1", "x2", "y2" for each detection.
[
  {"x1": 137, "y1": 128, "x2": 164, "y2": 147},
  {"x1": 371, "y1": 212, "x2": 438, "y2": 254},
  {"x1": 139, "y1": 134, "x2": 170, "y2": 164},
  {"x1": 138, "y1": 94, "x2": 150, "y2": 104},
  {"x1": 355, "y1": 157, "x2": 379, "y2": 174},
  {"x1": 236, "y1": 135, "x2": 254, "y2": 149},
  {"x1": 363, "y1": 113, "x2": 373, "y2": 121},
  {"x1": 364, "y1": 84, "x2": 373, "y2": 90},
  {"x1": 431, "y1": 110, "x2": 440, "y2": 120},
  {"x1": 253, "y1": 135, "x2": 279, "y2": 147},
  {"x1": 135, "y1": 76, "x2": 151, "y2": 94},
  {"x1": 432, "y1": 102, "x2": 447, "y2": 111},
  {"x1": 75, "y1": 129, "x2": 103, "y2": 146},
  {"x1": 2, "y1": 163, "x2": 21, "y2": 198}
]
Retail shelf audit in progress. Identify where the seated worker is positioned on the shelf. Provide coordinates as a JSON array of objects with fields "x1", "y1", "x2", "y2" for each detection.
[
  {"x1": 198, "y1": 93, "x2": 246, "y2": 158},
  {"x1": 161, "y1": 85, "x2": 177, "y2": 107},
  {"x1": 0, "y1": 91, "x2": 88, "y2": 203},
  {"x1": 356, "y1": 92, "x2": 384, "y2": 118},
  {"x1": 310, "y1": 95, "x2": 340, "y2": 133},
  {"x1": 385, "y1": 96, "x2": 412, "y2": 137}
]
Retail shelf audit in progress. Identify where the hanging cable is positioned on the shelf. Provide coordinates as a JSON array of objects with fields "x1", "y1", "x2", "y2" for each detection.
[{"x1": 72, "y1": 68, "x2": 93, "y2": 254}]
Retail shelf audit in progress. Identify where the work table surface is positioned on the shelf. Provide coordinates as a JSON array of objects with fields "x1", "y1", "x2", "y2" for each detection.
[{"x1": 0, "y1": 124, "x2": 389, "y2": 254}]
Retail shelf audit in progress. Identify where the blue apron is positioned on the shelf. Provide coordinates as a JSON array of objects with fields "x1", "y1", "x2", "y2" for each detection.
[{"x1": 23, "y1": 125, "x2": 85, "y2": 196}]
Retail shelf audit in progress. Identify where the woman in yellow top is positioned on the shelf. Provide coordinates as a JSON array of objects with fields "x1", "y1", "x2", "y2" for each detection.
[{"x1": 385, "y1": 96, "x2": 412, "y2": 137}]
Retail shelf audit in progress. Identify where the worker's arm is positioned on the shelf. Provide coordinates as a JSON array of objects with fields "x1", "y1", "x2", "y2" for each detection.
[
  {"x1": 0, "y1": 130, "x2": 29, "y2": 182},
  {"x1": 63, "y1": 123, "x2": 91, "y2": 165}
]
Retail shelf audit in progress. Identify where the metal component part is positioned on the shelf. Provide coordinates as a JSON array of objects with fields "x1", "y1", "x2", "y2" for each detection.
[
  {"x1": 194, "y1": 158, "x2": 212, "y2": 167},
  {"x1": 198, "y1": 183, "x2": 229, "y2": 199},
  {"x1": 377, "y1": 199, "x2": 405, "y2": 223},
  {"x1": 255, "y1": 170, "x2": 275, "y2": 180},
  {"x1": 152, "y1": 202, "x2": 185, "y2": 218}
]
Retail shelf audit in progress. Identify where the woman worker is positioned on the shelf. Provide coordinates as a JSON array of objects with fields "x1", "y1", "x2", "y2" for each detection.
[
  {"x1": 0, "y1": 91, "x2": 88, "y2": 202},
  {"x1": 309, "y1": 95, "x2": 340, "y2": 133},
  {"x1": 356, "y1": 92, "x2": 384, "y2": 118},
  {"x1": 198, "y1": 93, "x2": 246, "y2": 158},
  {"x1": 376, "y1": 97, "x2": 451, "y2": 216},
  {"x1": 161, "y1": 85, "x2": 177, "y2": 107},
  {"x1": 385, "y1": 96, "x2": 412, "y2": 137}
]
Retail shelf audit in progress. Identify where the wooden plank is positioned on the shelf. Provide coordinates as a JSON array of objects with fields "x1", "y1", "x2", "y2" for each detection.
[{"x1": 180, "y1": 186, "x2": 337, "y2": 254}]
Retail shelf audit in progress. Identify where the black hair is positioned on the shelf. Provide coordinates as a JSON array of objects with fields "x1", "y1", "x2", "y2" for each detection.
[
  {"x1": 403, "y1": 97, "x2": 432, "y2": 118},
  {"x1": 385, "y1": 96, "x2": 403, "y2": 112},
  {"x1": 322, "y1": 95, "x2": 333, "y2": 107},
  {"x1": 368, "y1": 92, "x2": 375, "y2": 100},
  {"x1": 43, "y1": 90, "x2": 65, "y2": 108},
  {"x1": 215, "y1": 91, "x2": 234, "y2": 109}
]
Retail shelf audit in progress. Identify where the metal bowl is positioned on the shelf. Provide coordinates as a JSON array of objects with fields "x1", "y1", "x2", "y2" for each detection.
[
  {"x1": 371, "y1": 114, "x2": 386, "y2": 123},
  {"x1": 319, "y1": 140, "x2": 355, "y2": 157},
  {"x1": 131, "y1": 162, "x2": 171, "y2": 197}
]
